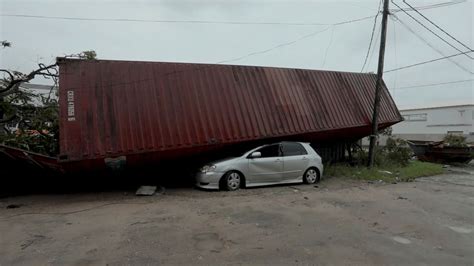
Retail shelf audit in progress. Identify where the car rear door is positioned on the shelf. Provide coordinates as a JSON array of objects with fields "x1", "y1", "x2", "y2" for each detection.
[
  {"x1": 281, "y1": 142, "x2": 309, "y2": 180},
  {"x1": 247, "y1": 144, "x2": 283, "y2": 183}
]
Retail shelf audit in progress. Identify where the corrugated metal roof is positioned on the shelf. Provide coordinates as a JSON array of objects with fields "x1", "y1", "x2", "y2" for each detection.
[{"x1": 58, "y1": 58, "x2": 401, "y2": 162}]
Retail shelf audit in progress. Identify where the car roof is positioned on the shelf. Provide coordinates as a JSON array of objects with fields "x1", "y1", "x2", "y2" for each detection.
[
  {"x1": 259, "y1": 141, "x2": 309, "y2": 147},
  {"x1": 280, "y1": 141, "x2": 308, "y2": 144}
]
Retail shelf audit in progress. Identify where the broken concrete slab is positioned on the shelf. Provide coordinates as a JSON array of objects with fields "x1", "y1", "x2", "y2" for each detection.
[{"x1": 136, "y1": 186, "x2": 157, "y2": 196}]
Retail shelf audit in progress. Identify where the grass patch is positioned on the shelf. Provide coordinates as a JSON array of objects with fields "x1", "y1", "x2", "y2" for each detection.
[{"x1": 325, "y1": 160, "x2": 444, "y2": 182}]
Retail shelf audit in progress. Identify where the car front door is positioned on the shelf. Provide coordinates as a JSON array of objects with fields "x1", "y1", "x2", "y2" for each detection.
[
  {"x1": 281, "y1": 142, "x2": 309, "y2": 180},
  {"x1": 247, "y1": 144, "x2": 283, "y2": 184}
]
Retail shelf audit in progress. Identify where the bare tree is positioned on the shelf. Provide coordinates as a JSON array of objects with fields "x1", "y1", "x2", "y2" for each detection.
[
  {"x1": 0, "y1": 63, "x2": 58, "y2": 121},
  {"x1": 1, "y1": 42, "x2": 96, "y2": 155},
  {"x1": 0, "y1": 63, "x2": 59, "y2": 155}
]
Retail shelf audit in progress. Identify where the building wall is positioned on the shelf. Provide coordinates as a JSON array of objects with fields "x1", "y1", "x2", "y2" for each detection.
[
  {"x1": 21, "y1": 83, "x2": 58, "y2": 107},
  {"x1": 362, "y1": 105, "x2": 474, "y2": 146},
  {"x1": 392, "y1": 105, "x2": 474, "y2": 143}
]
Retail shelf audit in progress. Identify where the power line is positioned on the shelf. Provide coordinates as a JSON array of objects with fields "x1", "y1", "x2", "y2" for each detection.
[
  {"x1": 384, "y1": 51, "x2": 474, "y2": 73},
  {"x1": 391, "y1": 0, "x2": 473, "y2": 60},
  {"x1": 0, "y1": 13, "x2": 375, "y2": 26},
  {"x1": 361, "y1": 0, "x2": 383, "y2": 72},
  {"x1": 49, "y1": 14, "x2": 373, "y2": 89},
  {"x1": 402, "y1": 0, "x2": 473, "y2": 52},
  {"x1": 322, "y1": 26, "x2": 335, "y2": 68},
  {"x1": 367, "y1": 22, "x2": 382, "y2": 72},
  {"x1": 393, "y1": 15, "x2": 472, "y2": 74},
  {"x1": 332, "y1": 15, "x2": 379, "y2": 26},
  {"x1": 390, "y1": 0, "x2": 466, "y2": 13},
  {"x1": 66, "y1": 26, "x2": 334, "y2": 90},
  {"x1": 393, "y1": 78, "x2": 473, "y2": 90},
  {"x1": 9, "y1": 14, "x2": 373, "y2": 91},
  {"x1": 392, "y1": 17, "x2": 398, "y2": 93},
  {"x1": 217, "y1": 27, "x2": 332, "y2": 64}
]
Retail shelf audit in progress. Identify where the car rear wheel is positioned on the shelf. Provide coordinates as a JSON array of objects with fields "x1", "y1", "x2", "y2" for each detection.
[
  {"x1": 303, "y1": 168, "x2": 319, "y2": 184},
  {"x1": 223, "y1": 171, "x2": 242, "y2": 191}
]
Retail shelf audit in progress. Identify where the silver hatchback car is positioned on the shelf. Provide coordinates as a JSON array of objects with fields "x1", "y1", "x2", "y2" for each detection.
[{"x1": 196, "y1": 142, "x2": 323, "y2": 191}]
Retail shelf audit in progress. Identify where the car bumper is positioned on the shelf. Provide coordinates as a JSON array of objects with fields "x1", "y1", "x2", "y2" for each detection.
[{"x1": 195, "y1": 171, "x2": 223, "y2": 190}]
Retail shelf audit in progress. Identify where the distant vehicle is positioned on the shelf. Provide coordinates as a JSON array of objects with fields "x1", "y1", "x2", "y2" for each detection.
[{"x1": 196, "y1": 142, "x2": 324, "y2": 191}]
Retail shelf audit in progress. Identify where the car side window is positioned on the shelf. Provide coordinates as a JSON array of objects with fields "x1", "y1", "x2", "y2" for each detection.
[
  {"x1": 282, "y1": 143, "x2": 307, "y2": 156},
  {"x1": 255, "y1": 144, "x2": 281, "y2": 158}
]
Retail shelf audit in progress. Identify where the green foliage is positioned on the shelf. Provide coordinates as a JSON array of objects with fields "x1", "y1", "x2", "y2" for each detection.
[
  {"x1": 443, "y1": 134, "x2": 467, "y2": 147},
  {"x1": 352, "y1": 137, "x2": 412, "y2": 167},
  {"x1": 384, "y1": 137, "x2": 412, "y2": 166},
  {"x1": 397, "y1": 161, "x2": 444, "y2": 181},
  {"x1": 353, "y1": 146, "x2": 384, "y2": 166},
  {"x1": 380, "y1": 126, "x2": 392, "y2": 136},
  {"x1": 79, "y1": 50, "x2": 97, "y2": 60},
  {"x1": 0, "y1": 87, "x2": 59, "y2": 156},
  {"x1": 325, "y1": 161, "x2": 443, "y2": 182},
  {"x1": 0, "y1": 47, "x2": 94, "y2": 156},
  {"x1": 326, "y1": 136, "x2": 438, "y2": 183}
]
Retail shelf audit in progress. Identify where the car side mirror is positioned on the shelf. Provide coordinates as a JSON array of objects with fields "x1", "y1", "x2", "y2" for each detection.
[{"x1": 249, "y1": 152, "x2": 261, "y2": 158}]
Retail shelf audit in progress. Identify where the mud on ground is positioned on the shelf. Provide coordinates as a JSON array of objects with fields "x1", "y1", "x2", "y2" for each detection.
[{"x1": 1, "y1": 167, "x2": 473, "y2": 265}]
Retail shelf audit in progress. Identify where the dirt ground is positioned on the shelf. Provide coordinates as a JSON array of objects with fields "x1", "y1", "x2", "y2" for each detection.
[{"x1": 1, "y1": 166, "x2": 473, "y2": 265}]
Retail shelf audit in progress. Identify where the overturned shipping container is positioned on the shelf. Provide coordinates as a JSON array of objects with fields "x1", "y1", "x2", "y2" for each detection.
[{"x1": 2, "y1": 58, "x2": 402, "y2": 172}]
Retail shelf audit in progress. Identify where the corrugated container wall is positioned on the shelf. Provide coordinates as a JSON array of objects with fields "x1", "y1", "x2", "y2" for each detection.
[{"x1": 58, "y1": 58, "x2": 401, "y2": 165}]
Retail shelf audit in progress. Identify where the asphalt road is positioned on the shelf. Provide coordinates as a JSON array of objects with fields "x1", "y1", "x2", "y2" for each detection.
[{"x1": 1, "y1": 167, "x2": 473, "y2": 265}]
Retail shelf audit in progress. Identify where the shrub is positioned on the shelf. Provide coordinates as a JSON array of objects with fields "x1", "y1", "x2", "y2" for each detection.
[
  {"x1": 384, "y1": 137, "x2": 412, "y2": 166},
  {"x1": 443, "y1": 134, "x2": 467, "y2": 147},
  {"x1": 353, "y1": 147, "x2": 384, "y2": 166},
  {"x1": 352, "y1": 137, "x2": 411, "y2": 167}
]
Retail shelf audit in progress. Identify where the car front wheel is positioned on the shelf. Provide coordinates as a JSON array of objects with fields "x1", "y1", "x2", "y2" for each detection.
[
  {"x1": 303, "y1": 168, "x2": 319, "y2": 184},
  {"x1": 222, "y1": 171, "x2": 242, "y2": 191}
]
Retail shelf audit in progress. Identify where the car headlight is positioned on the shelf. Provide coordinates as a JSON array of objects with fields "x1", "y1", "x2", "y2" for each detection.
[{"x1": 200, "y1": 165, "x2": 217, "y2": 173}]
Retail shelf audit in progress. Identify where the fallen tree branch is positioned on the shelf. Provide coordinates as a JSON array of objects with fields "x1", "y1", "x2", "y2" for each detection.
[{"x1": 0, "y1": 63, "x2": 58, "y2": 96}]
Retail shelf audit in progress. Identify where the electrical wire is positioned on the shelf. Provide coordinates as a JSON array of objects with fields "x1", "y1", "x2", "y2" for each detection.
[
  {"x1": 68, "y1": 26, "x2": 333, "y2": 89},
  {"x1": 390, "y1": 0, "x2": 466, "y2": 13},
  {"x1": 332, "y1": 15, "x2": 381, "y2": 26},
  {"x1": 44, "y1": 15, "x2": 375, "y2": 89},
  {"x1": 384, "y1": 51, "x2": 473, "y2": 73},
  {"x1": 393, "y1": 78, "x2": 473, "y2": 90},
  {"x1": 216, "y1": 27, "x2": 332, "y2": 64},
  {"x1": 361, "y1": 0, "x2": 383, "y2": 72},
  {"x1": 391, "y1": 0, "x2": 473, "y2": 59},
  {"x1": 366, "y1": 22, "x2": 382, "y2": 73},
  {"x1": 393, "y1": 15, "x2": 473, "y2": 74},
  {"x1": 402, "y1": 0, "x2": 473, "y2": 52},
  {"x1": 391, "y1": 17, "x2": 398, "y2": 96},
  {"x1": 0, "y1": 13, "x2": 375, "y2": 26},
  {"x1": 321, "y1": 26, "x2": 335, "y2": 68}
]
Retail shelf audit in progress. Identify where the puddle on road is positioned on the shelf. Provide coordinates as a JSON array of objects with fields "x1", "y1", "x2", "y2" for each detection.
[
  {"x1": 392, "y1": 236, "x2": 411, "y2": 244},
  {"x1": 193, "y1": 232, "x2": 224, "y2": 252},
  {"x1": 447, "y1": 226, "x2": 472, "y2": 234}
]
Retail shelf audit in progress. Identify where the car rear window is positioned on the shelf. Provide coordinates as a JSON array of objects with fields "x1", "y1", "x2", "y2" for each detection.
[{"x1": 282, "y1": 142, "x2": 307, "y2": 156}]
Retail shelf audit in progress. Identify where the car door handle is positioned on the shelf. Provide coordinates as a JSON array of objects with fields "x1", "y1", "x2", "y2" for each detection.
[
  {"x1": 274, "y1": 159, "x2": 282, "y2": 162},
  {"x1": 302, "y1": 157, "x2": 309, "y2": 161}
]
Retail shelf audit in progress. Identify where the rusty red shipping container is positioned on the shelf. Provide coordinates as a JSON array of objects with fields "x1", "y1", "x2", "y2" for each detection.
[{"x1": 54, "y1": 58, "x2": 401, "y2": 170}]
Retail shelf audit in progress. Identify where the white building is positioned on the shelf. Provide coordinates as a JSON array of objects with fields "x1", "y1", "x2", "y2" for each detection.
[
  {"x1": 392, "y1": 104, "x2": 474, "y2": 143},
  {"x1": 20, "y1": 83, "x2": 58, "y2": 106}
]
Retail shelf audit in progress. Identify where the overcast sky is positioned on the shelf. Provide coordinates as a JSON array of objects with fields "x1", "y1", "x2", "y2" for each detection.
[{"x1": 1, "y1": 0, "x2": 472, "y2": 109}]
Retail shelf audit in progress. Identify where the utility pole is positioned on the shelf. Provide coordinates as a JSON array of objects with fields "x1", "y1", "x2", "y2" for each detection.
[{"x1": 368, "y1": 0, "x2": 390, "y2": 167}]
